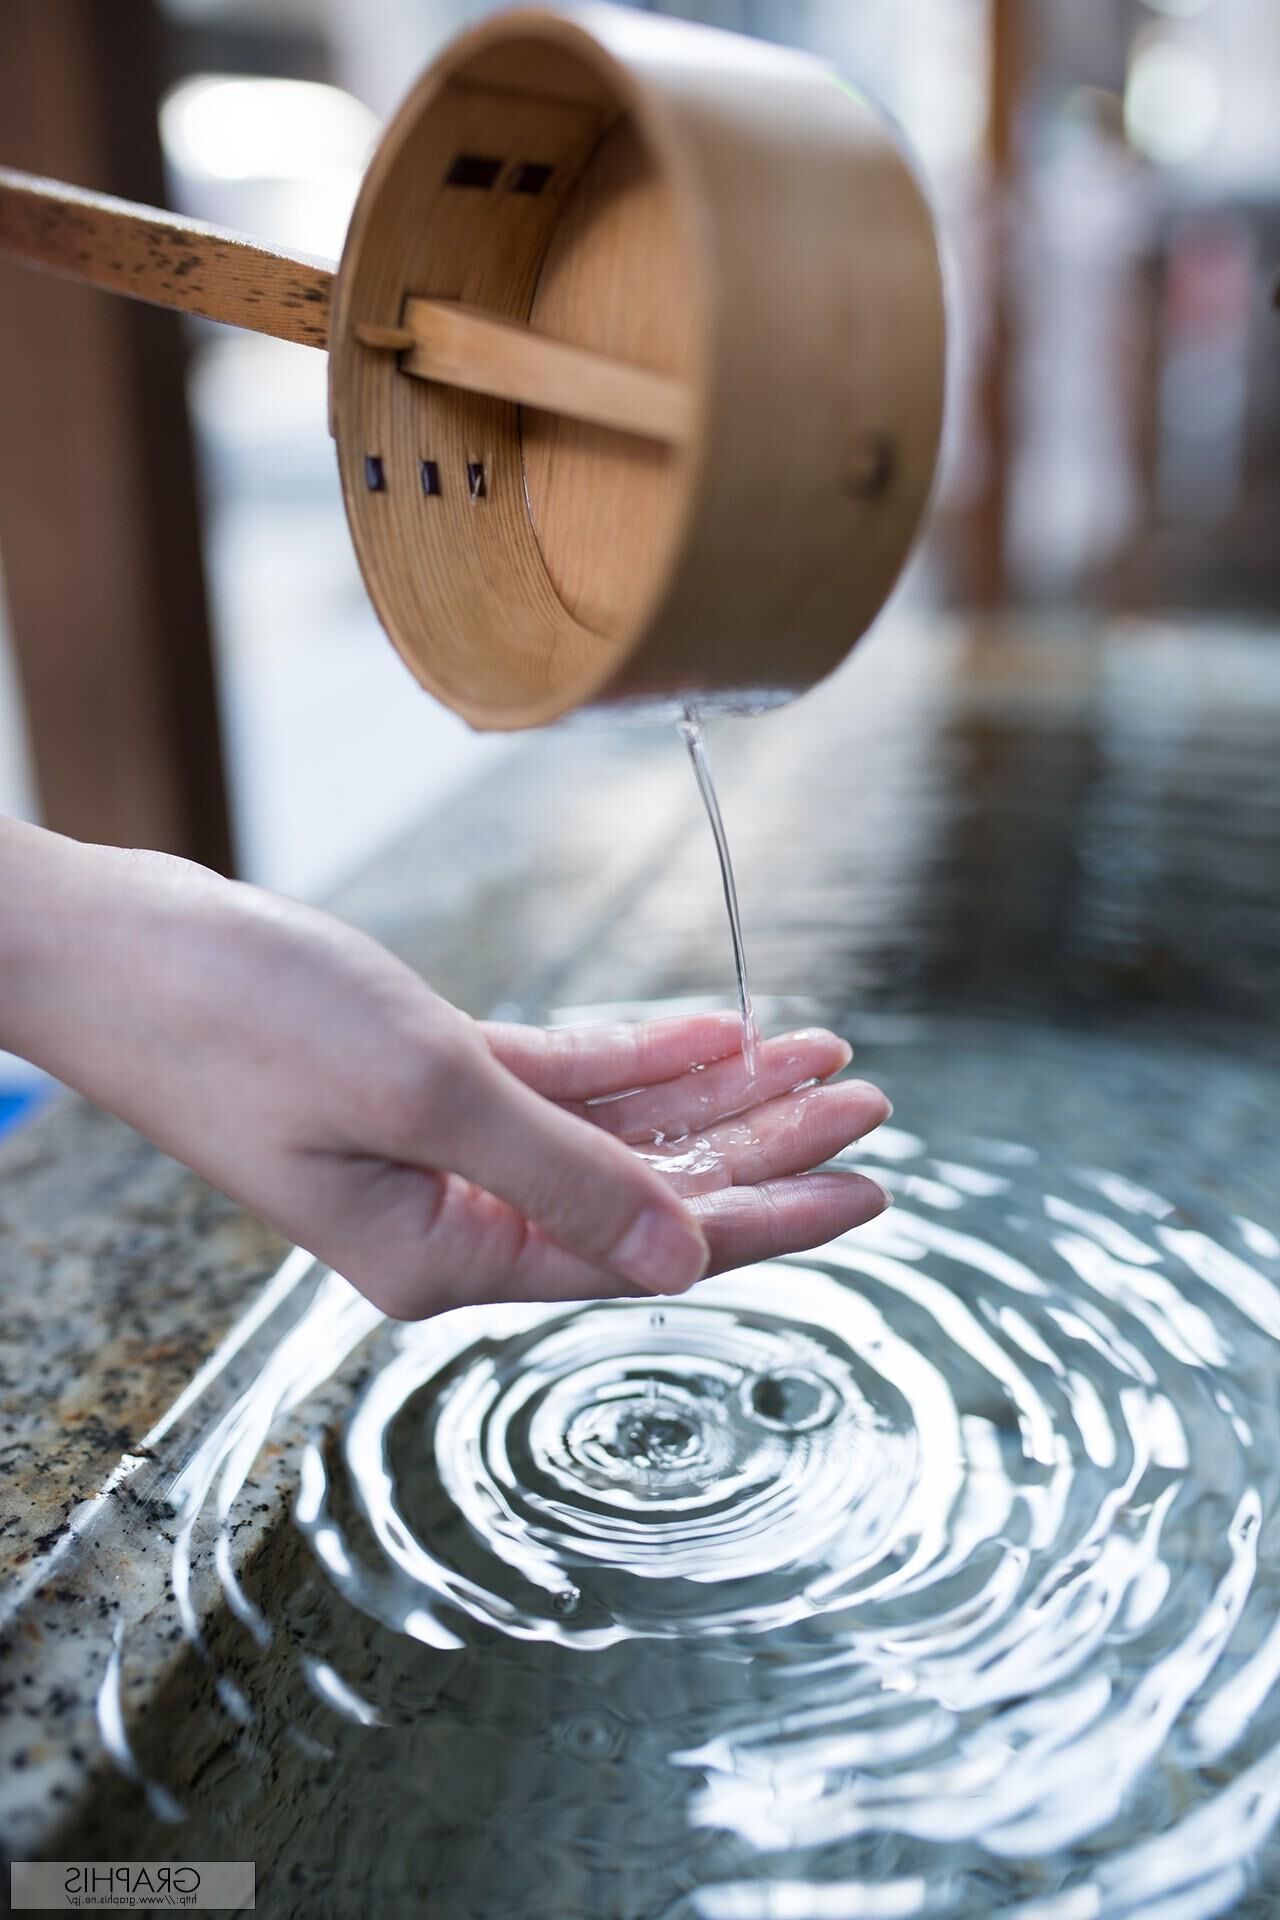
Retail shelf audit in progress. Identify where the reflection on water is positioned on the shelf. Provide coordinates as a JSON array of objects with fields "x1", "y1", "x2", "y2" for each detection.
[
  {"x1": 103, "y1": 1111, "x2": 1280, "y2": 1918},
  {"x1": 537, "y1": 624, "x2": 1280, "y2": 1054}
]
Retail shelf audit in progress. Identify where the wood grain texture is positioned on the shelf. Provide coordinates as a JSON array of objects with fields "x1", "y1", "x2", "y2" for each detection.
[
  {"x1": 0, "y1": 167, "x2": 334, "y2": 346},
  {"x1": 522, "y1": 116, "x2": 694, "y2": 642},
  {"x1": 398, "y1": 296, "x2": 691, "y2": 443},
  {"x1": 1, "y1": 4, "x2": 946, "y2": 737},
  {"x1": 329, "y1": 56, "x2": 625, "y2": 728},
  {"x1": 331, "y1": 6, "x2": 944, "y2": 730},
  {"x1": 590, "y1": 16, "x2": 946, "y2": 714},
  {"x1": 0, "y1": 168, "x2": 686, "y2": 434}
]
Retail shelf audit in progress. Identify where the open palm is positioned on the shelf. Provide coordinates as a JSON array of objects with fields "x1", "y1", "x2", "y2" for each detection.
[{"x1": 0, "y1": 826, "x2": 892, "y2": 1322}]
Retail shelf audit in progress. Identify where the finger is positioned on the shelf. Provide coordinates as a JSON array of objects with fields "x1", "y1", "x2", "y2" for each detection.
[
  {"x1": 322, "y1": 1168, "x2": 889, "y2": 1320},
  {"x1": 689, "y1": 1171, "x2": 892, "y2": 1275},
  {"x1": 640, "y1": 1080, "x2": 891, "y2": 1197},
  {"x1": 333, "y1": 1168, "x2": 656, "y2": 1318},
  {"x1": 570, "y1": 1028, "x2": 855, "y2": 1143},
  {"x1": 479, "y1": 1012, "x2": 746, "y2": 1102},
  {"x1": 421, "y1": 1050, "x2": 710, "y2": 1293}
]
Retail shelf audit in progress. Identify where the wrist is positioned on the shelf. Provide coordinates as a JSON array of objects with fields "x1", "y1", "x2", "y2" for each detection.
[
  {"x1": 0, "y1": 818, "x2": 53, "y2": 1050},
  {"x1": 0, "y1": 818, "x2": 121, "y2": 1068}
]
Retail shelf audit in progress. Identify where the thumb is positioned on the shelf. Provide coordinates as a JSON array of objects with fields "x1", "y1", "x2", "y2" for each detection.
[{"x1": 411, "y1": 1050, "x2": 711, "y2": 1294}]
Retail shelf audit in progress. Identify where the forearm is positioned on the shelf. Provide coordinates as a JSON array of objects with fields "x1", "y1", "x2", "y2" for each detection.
[
  {"x1": 0, "y1": 817, "x2": 888, "y2": 1316},
  {"x1": 0, "y1": 818, "x2": 231, "y2": 1116},
  {"x1": 0, "y1": 820, "x2": 455, "y2": 1189}
]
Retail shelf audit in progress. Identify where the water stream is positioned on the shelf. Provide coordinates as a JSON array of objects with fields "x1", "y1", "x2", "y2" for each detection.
[{"x1": 679, "y1": 710, "x2": 760, "y2": 1082}]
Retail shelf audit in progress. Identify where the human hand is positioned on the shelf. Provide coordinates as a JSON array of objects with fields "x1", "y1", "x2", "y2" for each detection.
[
  {"x1": 474, "y1": 1015, "x2": 893, "y2": 1305},
  {"x1": 0, "y1": 824, "x2": 892, "y2": 1319}
]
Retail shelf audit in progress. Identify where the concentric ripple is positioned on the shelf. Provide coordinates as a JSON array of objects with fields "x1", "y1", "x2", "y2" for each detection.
[
  {"x1": 159, "y1": 1124, "x2": 1280, "y2": 1916},
  {"x1": 296, "y1": 1269, "x2": 936, "y2": 1644}
]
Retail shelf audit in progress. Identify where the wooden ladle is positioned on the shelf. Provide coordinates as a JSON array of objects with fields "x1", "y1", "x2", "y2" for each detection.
[{"x1": 0, "y1": 4, "x2": 945, "y2": 731}]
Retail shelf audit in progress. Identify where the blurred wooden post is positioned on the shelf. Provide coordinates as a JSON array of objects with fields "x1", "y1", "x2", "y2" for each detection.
[
  {"x1": 969, "y1": 0, "x2": 1019, "y2": 609},
  {"x1": 0, "y1": 0, "x2": 234, "y2": 871}
]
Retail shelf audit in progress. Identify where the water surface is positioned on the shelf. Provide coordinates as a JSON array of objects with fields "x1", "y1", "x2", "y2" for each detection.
[
  {"x1": 67, "y1": 620, "x2": 1280, "y2": 1916},
  {"x1": 104, "y1": 1030, "x2": 1280, "y2": 1920}
]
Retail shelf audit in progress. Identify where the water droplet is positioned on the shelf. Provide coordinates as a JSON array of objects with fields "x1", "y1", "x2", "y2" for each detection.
[
  {"x1": 744, "y1": 1368, "x2": 839, "y2": 1434},
  {"x1": 552, "y1": 1586, "x2": 581, "y2": 1616}
]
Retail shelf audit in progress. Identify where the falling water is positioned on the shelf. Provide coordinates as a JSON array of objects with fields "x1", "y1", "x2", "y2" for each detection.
[{"x1": 679, "y1": 709, "x2": 760, "y2": 1080}]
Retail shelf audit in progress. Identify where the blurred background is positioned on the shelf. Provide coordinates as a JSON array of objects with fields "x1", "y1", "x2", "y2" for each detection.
[{"x1": 0, "y1": 0, "x2": 1277, "y2": 1126}]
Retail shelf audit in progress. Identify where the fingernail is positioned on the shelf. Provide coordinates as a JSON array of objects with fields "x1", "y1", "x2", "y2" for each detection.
[
  {"x1": 611, "y1": 1208, "x2": 710, "y2": 1294},
  {"x1": 787, "y1": 1029, "x2": 853, "y2": 1068},
  {"x1": 849, "y1": 1080, "x2": 893, "y2": 1122},
  {"x1": 869, "y1": 1180, "x2": 894, "y2": 1213}
]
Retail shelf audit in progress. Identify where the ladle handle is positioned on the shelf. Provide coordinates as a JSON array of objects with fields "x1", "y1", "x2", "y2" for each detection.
[
  {"x1": 0, "y1": 169, "x2": 690, "y2": 442},
  {"x1": 0, "y1": 168, "x2": 334, "y2": 348}
]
